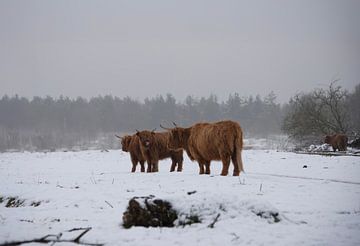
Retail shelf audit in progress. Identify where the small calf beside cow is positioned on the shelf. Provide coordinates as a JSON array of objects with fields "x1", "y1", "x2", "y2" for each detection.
[
  {"x1": 116, "y1": 131, "x2": 183, "y2": 173},
  {"x1": 116, "y1": 120, "x2": 244, "y2": 176}
]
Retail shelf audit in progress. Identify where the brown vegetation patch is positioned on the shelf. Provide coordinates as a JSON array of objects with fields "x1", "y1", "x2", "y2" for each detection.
[{"x1": 122, "y1": 196, "x2": 178, "y2": 228}]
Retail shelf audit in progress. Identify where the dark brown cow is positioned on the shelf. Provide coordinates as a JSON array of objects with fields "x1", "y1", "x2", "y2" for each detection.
[
  {"x1": 162, "y1": 120, "x2": 244, "y2": 176},
  {"x1": 116, "y1": 134, "x2": 146, "y2": 172},
  {"x1": 135, "y1": 130, "x2": 184, "y2": 172},
  {"x1": 324, "y1": 134, "x2": 348, "y2": 151}
]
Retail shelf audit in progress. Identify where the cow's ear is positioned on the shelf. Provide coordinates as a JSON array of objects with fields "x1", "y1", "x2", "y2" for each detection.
[{"x1": 136, "y1": 132, "x2": 140, "y2": 136}]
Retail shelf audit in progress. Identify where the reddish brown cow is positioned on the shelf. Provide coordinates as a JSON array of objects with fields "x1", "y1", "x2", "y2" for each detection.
[
  {"x1": 324, "y1": 134, "x2": 348, "y2": 151},
  {"x1": 162, "y1": 120, "x2": 244, "y2": 176},
  {"x1": 116, "y1": 134, "x2": 146, "y2": 172},
  {"x1": 135, "y1": 130, "x2": 184, "y2": 172}
]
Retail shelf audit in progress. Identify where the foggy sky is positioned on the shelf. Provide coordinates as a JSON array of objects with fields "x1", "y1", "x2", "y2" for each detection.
[{"x1": 0, "y1": 0, "x2": 359, "y2": 103}]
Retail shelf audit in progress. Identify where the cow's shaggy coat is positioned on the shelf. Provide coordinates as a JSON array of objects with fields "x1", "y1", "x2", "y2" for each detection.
[
  {"x1": 164, "y1": 120, "x2": 244, "y2": 176},
  {"x1": 136, "y1": 131, "x2": 183, "y2": 172},
  {"x1": 324, "y1": 134, "x2": 348, "y2": 151},
  {"x1": 117, "y1": 135, "x2": 146, "y2": 172}
]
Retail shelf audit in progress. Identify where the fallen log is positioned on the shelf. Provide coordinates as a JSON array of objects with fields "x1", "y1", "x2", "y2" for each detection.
[{"x1": 0, "y1": 227, "x2": 103, "y2": 246}]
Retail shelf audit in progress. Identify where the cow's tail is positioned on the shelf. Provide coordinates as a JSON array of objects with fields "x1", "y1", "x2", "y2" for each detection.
[{"x1": 233, "y1": 127, "x2": 244, "y2": 174}]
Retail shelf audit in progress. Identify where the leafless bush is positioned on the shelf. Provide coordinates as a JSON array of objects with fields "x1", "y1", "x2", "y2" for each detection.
[{"x1": 282, "y1": 81, "x2": 351, "y2": 140}]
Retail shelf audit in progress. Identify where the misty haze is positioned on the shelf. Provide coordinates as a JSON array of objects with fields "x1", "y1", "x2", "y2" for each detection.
[{"x1": 0, "y1": 1, "x2": 360, "y2": 246}]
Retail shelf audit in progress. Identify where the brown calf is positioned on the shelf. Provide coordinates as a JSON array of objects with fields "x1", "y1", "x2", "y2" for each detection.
[
  {"x1": 116, "y1": 134, "x2": 146, "y2": 172},
  {"x1": 136, "y1": 130, "x2": 183, "y2": 172}
]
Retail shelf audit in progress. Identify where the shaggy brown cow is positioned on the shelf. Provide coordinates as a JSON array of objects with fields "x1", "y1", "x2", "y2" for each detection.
[
  {"x1": 161, "y1": 120, "x2": 244, "y2": 176},
  {"x1": 324, "y1": 134, "x2": 348, "y2": 151},
  {"x1": 116, "y1": 134, "x2": 146, "y2": 172},
  {"x1": 135, "y1": 130, "x2": 183, "y2": 172}
]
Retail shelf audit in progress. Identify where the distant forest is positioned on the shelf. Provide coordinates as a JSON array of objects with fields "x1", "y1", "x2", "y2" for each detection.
[
  {"x1": 0, "y1": 92, "x2": 283, "y2": 151},
  {"x1": 1, "y1": 82, "x2": 359, "y2": 152}
]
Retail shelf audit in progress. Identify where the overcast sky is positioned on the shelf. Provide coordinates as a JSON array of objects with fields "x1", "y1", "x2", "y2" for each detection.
[{"x1": 0, "y1": 0, "x2": 359, "y2": 103}]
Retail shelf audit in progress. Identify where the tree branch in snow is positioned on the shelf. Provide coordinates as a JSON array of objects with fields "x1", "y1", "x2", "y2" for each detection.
[
  {"x1": 0, "y1": 227, "x2": 103, "y2": 246},
  {"x1": 105, "y1": 200, "x2": 113, "y2": 208},
  {"x1": 208, "y1": 213, "x2": 221, "y2": 228}
]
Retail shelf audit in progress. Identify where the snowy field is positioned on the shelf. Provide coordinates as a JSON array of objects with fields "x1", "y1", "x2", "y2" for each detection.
[{"x1": 0, "y1": 149, "x2": 360, "y2": 245}]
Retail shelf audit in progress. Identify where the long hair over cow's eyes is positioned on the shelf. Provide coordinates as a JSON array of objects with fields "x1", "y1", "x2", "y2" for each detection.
[
  {"x1": 168, "y1": 128, "x2": 183, "y2": 148},
  {"x1": 121, "y1": 136, "x2": 131, "y2": 150}
]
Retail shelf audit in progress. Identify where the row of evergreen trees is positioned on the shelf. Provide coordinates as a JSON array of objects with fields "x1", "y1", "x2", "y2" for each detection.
[
  {"x1": 0, "y1": 92, "x2": 282, "y2": 151},
  {"x1": 2, "y1": 83, "x2": 358, "y2": 151}
]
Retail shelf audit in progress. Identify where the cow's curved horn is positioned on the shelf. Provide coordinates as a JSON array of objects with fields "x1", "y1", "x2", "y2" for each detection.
[
  {"x1": 115, "y1": 134, "x2": 122, "y2": 139},
  {"x1": 172, "y1": 121, "x2": 177, "y2": 127},
  {"x1": 160, "y1": 124, "x2": 172, "y2": 130}
]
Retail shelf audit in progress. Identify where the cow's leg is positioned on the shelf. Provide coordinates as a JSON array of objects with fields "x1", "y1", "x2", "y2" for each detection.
[
  {"x1": 140, "y1": 160, "x2": 145, "y2": 172},
  {"x1": 198, "y1": 162, "x2": 205, "y2": 174},
  {"x1": 153, "y1": 161, "x2": 159, "y2": 172},
  {"x1": 170, "y1": 158, "x2": 176, "y2": 172},
  {"x1": 220, "y1": 155, "x2": 230, "y2": 176},
  {"x1": 205, "y1": 161, "x2": 211, "y2": 175},
  {"x1": 146, "y1": 160, "x2": 152, "y2": 173},
  {"x1": 131, "y1": 158, "x2": 137, "y2": 173},
  {"x1": 332, "y1": 144, "x2": 337, "y2": 152},
  {"x1": 342, "y1": 143, "x2": 347, "y2": 151},
  {"x1": 339, "y1": 143, "x2": 344, "y2": 151},
  {"x1": 177, "y1": 156, "x2": 183, "y2": 172},
  {"x1": 339, "y1": 142, "x2": 346, "y2": 151},
  {"x1": 231, "y1": 154, "x2": 240, "y2": 176}
]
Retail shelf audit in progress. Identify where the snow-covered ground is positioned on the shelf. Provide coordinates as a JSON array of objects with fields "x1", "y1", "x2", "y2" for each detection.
[{"x1": 0, "y1": 149, "x2": 359, "y2": 245}]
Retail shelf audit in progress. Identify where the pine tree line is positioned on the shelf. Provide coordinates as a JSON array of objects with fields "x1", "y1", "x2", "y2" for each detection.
[
  {"x1": 2, "y1": 83, "x2": 358, "y2": 152},
  {"x1": 0, "y1": 93, "x2": 282, "y2": 151}
]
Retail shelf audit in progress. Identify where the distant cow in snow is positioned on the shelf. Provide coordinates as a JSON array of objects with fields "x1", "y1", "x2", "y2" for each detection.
[
  {"x1": 116, "y1": 134, "x2": 146, "y2": 172},
  {"x1": 324, "y1": 134, "x2": 348, "y2": 151},
  {"x1": 135, "y1": 130, "x2": 183, "y2": 173},
  {"x1": 161, "y1": 120, "x2": 244, "y2": 176}
]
